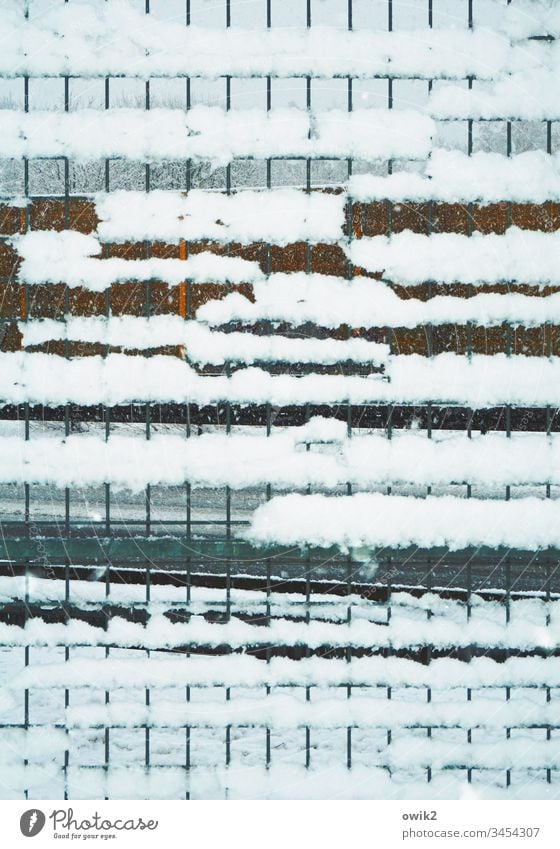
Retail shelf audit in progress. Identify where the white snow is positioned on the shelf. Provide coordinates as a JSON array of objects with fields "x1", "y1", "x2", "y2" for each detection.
[
  {"x1": 350, "y1": 150, "x2": 560, "y2": 203},
  {"x1": 0, "y1": 107, "x2": 435, "y2": 164},
  {"x1": 0, "y1": 585, "x2": 557, "y2": 802},
  {"x1": 19, "y1": 318, "x2": 390, "y2": 364},
  {"x1": 1, "y1": 351, "x2": 559, "y2": 407},
  {"x1": 0, "y1": 2, "x2": 546, "y2": 80},
  {"x1": 0, "y1": 427, "x2": 557, "y2": 491},
  {"x1": 0, "y1": 761, "x2": 553, "y2": 802},
  {"x1": 0, "y1": 606, "x2": 556, "y2": 652},
  {"x1": 247, "y1": 492, "x2": 560, "y2": 551},
  {"x1": 498, "y1": 0, "x2": 560, "y2": 38},
  {"x1": 430, "y1": 71, "x2": 560, "y2": 120},
  {"x1": 95, "y1": 188, "x2": 345, "y2": 245},
  {"x1": 11, "y1": 652, "x2": 560, "y2": 690},
  {"x1": 29, "y1": 203, "x2": 560, "y2": 305},
  {"x1": 15, "y1": 231, "x2": 263, "y2": 290},
  {"x1": 350, "y1": 228, "x2": 560, "y2": 286},
  {"x1": 198, "y1": 273, "x2": 560, "y2": 329},
  {"x1": 61, "y1": 694, "x2": 558, "y2": 729}
]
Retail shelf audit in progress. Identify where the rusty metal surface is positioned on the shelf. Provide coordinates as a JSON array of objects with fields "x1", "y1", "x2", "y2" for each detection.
[{"x1": 1, "y1": 198, "x2": 559, "y2": 357}]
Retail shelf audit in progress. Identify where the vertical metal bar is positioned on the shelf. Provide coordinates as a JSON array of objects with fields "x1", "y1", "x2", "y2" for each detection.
[
  {"x1": 22, "y1": 60, "x2": 31, "y2": 544},
  {"x1": 63, "y1": 73, "x2": 71, "y2": 537},
  {"x1": 183, "y1": 1, "x2": 193, "y2": 574},
  {"x1": 346, "y1": 550, "x2": 352, "y2": 769},
  {"x1": 142, "y1": 6, "x2": 153, "y2": 772},
  {"x1": 387, "y1": 0, "x2": 393, "y2": 177},
  {"x1": 386, "y1": 683, "x2": 391, "y2": 748},
  {"x1": 145, "y1": 663, "x2": 151, "y2": 771},
  {"x1": 62, "y1": 62, "x2": 71, "y2": 793},
  {"x1": 145, "y1": 404, "x2": 151, "y2": 535},
  {"x1": 504, "y1": 116, "x2": 513, "y2": 512},
  {"x1": 104, "y1": 625, "x2": 110, "y2": 799},
  {"x1": 467, "y1": 687, "x2": 472, "y2": 784},
  {"x1": 145, "y1": 557, "x2": 151, "y2": 772},
  {"x1": 104, "y1": 404, "x2": 111, "y2": 533},
  {"x1": 102, "y1": 71, "x2": 112, "y2": 548},
  {"x1": 223, "y1": 0, "x2": 233, "y2": 562},
  {"x1": 546, "y1": 683, "x2": 551, "y2": 784},
  {"x1": 305, "y1": 545, "x2": 311, "y2": 768},
  {"x1": 144, "y1": 0, "x2": 153, "y2": 597},
  {"x1": 185, "y1": 674, "x2": 191, "y2": 800},
  {"x1": 145, "y1": 0, "x2": 151, "y2": 203},
  {"x1": 426, "y1": 560, "x2": 432, "y2": 782},
  {"x1": 225, "y1": 686, "x2": 231, "y2": 768},
  {"x1": 23, "y1": 640, "x2": 29, "y2": 799},
  {"x1": 505, "y1": 685, "x2": 511, "y2": 788},
  {"x1": 505, "y1": 557, "x2": 511, "y2": 625},
  {"x1": 186, "y1": 0, "x2": 192, "y2": 189},
  {"x1": 345, "y1": 0, "x2": 354, "y2": 774},
  {"x1": 467, "y1": 560, "x2": 472, "y2": 621}
]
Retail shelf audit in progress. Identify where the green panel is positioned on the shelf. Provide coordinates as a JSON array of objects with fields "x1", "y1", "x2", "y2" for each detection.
[{"x1": 0, "y1": 534, "x2": 558, "y2": 570}]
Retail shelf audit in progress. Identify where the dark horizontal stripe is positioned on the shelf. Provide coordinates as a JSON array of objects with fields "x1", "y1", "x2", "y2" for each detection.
[{"x1": 0, "y1": 402, "x2": 558, "y2": 430}]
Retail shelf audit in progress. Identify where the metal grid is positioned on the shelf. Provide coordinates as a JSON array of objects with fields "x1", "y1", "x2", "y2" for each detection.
[{"x1": 0, "y1": 0, "x2": 559, "y2": 800}]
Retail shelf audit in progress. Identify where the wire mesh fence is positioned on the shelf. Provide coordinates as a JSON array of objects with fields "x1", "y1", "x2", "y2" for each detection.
[{"x1": 0, "y1": 0, "x2": 559, "y2": 800}]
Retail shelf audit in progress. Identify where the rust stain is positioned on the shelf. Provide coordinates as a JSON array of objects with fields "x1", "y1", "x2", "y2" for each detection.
[
  {"x1": 178, "y1": 239, "x2": 187, "y2": 319},
  {"x1": 431, "y1": 203, "x2": 469, "y2": 235},
  {"x1": 4, "y1": 196, "x2": 560, "y2": 357},
  {"x1": 390, "y1": 202, "x2": 431, "y2": 235},
  {"x1": 310, "y1": 244, "x2": 348, "y2": 277},
  {"x1": 18, "y1": 205, "x2": 27, "y2": 320}
]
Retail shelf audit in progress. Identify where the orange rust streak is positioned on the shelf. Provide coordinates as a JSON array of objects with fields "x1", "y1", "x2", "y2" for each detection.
[
  {"x1": 178, "y1": 239, "x2": 187, "y2": 321},
  {"x1": 18, "y1": 209, "x2": 26, "y2": 319},
  {"x1": 178, "y1": 239, "x2": 187, "y2": 317}
]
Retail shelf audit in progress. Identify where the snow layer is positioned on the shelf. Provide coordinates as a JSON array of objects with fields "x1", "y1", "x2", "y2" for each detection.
[
  {"x1": 1, "y1": 351, "x2": 559, "y2": 407},
  {"x1": 0, "y1": 608, "x2": 556, "y2": 652},
  {"x1": 95, "y1": 188, "x2": 345, "y2": 245},
  {"x1": 11, "y1": 653, "x2": 560, "y2": 690},
  {"x1": 26, "y1": 763, "x2": 560, "y2": 801},
  {"x1": 199, "y1": 273, "x2": 560, "y2": 329},
  {"x1": 430, "y1": 71, "x2": 560, "y2": 120},
  {"x1": 15, "y1": 231, "x2": 263, "y2": 290},
  {"x1": 1, "y1": 579, "x2": 555, "y2": 801},
  {"x1": 2, "y1": 572, "x2": 547, "y2": 626},
  {"x1": 0, "y1": 428, "x2": 558, "y2": 491},
  {"x1": 94, "y1": 152, "x2": 560, "y2": 246},
  {"x1": 31, "y1": 228, "x2": 560, "y2": 293},
  {"x1": 498, "y1": 0, "x2": 560, "y2": 38},
  {"x1": 0, "y1": 107, "x2": 435, "y2": 164},
  {"x1": 350, "y1": 150, "x2": 560, "y2": 203},
  {"x1": 19, "y1": 318, "x2": 389, "y2": 364},
  {"x1": 61, "y1": 695, "x2": 559, "y2": 729},
  {"x1": 0, "y1": 574, "x2": 550, "y2": 630},
  {"x1": 350, "y1": 228, "x2": 560, "y2": 286},
  {"x1": 0, "y1": 761, "x2": 554, "y2": 802},
  {"x1": 0, "y1": 2, "x2": 551, "y2": 80},
  {"x1": 248, "y1": 493, "x2": 560, "y2": 551}
]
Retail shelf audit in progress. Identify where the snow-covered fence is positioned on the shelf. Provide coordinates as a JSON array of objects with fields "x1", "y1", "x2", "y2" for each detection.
[{"x1": 0, "y1": 0, "x2": 559, "y2": 801}]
